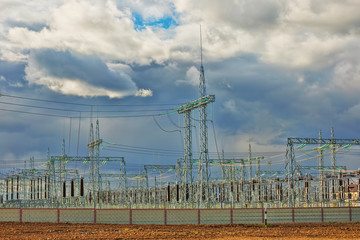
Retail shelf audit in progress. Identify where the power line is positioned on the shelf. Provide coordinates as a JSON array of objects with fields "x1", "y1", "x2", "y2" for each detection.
[
  {"x1": 102, "y1": 147, "x2": 181, "y2": 157},
  {"x1": 0, "y1": 108, "x2": 69, "y2": 118},
  {"x1": 0, "y1": 101, "x2": 173, "y2": 113},
  {"x1": 0, "y1": 93, "x2": 89, "y2": 106},
  {"x1": 153, "y1": 115, "x2": 180, "y2": 133},
  {"x1": 0, "y1": 93, "x2": 184, "y2": 107},
  {"x1": 0, "y1": 108, "x2": 164, "y2": 118},
  {"x1": 102, "y1": 141, "x2": 183, "y2": 154}
]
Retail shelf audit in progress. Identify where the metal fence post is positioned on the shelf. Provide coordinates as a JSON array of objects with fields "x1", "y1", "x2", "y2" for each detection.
[
  {"x1": 57, "y1": 208, "x2": 60, "y2": 223},
  {"x1": 129, "y1": 209, "x2": 132, "y2": 225},
  {"x1": 321, "y1": 207, "x2": 324, "y2": 222},
  {"x1": 198, "y1": 209, "x2": 201, "y2": 224},
  {"x1": 349, "y1": 206, "x2": 352, "y2": 222},
  {"x1": 19, "y1": 208, "x2": 22, "y2": 223},
  {"x1": 94, "y1": 208, "x2": 97, "y2": 224},
  {"x1": 292, "y1": 208, "x2": 295, "y2": 222},
  {"x1": 264, "y1": 208, "x2": 267, "y2": 226},
  {"x1": 230, "y1": 208, "x2": 233, "y2": 224}
]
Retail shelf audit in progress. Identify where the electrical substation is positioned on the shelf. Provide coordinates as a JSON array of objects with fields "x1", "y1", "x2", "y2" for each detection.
[{"x1": 1, "y1": 41, "x2": 360, "y2": 210}]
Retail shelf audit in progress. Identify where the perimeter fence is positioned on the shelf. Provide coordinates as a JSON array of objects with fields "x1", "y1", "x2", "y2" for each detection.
[{"x1": 0, "y1": 207, "x2": 359, "y2": 225}]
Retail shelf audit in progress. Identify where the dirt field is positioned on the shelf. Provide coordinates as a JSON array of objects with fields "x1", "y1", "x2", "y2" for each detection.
[{"x1": 1, "y1": 222, "x2": 360, "y2": 239}]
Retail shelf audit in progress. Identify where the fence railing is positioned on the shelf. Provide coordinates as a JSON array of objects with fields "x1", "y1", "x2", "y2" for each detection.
[{"x1": 0, "y1": 207, "x2": 358, "y2": 225}]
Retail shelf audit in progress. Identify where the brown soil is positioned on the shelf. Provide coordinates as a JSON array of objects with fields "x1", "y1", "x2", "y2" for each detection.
[{"x1": 0, "y1": 222, "x2": 360, "y2": 239}]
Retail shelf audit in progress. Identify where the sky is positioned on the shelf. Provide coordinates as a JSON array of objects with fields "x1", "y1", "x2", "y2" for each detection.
[{"x1": 1, "y1": 0, "x2": 360, "y2": 175}]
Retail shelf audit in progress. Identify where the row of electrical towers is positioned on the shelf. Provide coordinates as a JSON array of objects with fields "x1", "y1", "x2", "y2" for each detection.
[
  {"x1": 2, "y1": 111, "x2": 360, "y2": 208},
  {"x1": 2, "y1": 29, "x2": 360, "y2": 209},
  {"x1": 285, "y1": 128, "x2": 360, "y2": 207}
]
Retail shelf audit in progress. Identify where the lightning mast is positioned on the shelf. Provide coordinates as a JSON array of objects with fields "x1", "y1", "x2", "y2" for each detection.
[
  {"x1": 198, "y1": 25, "x2": 210, "y2": 197},
  {"x1": 177, "y1": 26, "x2": 215, "y2": 207}
]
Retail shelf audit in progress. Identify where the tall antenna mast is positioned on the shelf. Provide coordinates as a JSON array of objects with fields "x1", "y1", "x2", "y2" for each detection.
[
  {"x1": 176, "y1": 25, "x2": 215, "y2": 208},
  {"x1": 199, "y1": 25, "x2": 206, "y2": 98},
  {"x1": 200, "y1": 25, "x2": 203, "y2": 67}
]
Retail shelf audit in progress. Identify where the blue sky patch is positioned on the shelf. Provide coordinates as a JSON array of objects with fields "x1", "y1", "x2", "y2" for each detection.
[{"x1": 132, "y1": 12, "x2": 178, "y2": 31}]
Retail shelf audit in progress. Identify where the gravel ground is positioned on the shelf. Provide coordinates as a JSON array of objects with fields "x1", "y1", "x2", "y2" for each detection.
[{"x1": 1, "y1": 222, "x2": 360, "y2": 239}]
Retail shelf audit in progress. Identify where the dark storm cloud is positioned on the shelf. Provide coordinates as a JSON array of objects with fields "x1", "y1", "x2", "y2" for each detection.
[{"x1": 25, "y1": 49, "x2": 138, "y2": 97}]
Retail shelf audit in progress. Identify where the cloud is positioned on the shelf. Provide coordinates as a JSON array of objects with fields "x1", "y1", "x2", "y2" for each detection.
[
  {"x1": 330, "y1": 61, "x2": 360, "y2": 93},
  {"x1": 25, "y1": 49, "x2": 145, "y2": 98},
  {"x1": 116, "y1": 0, "x2": 175, "y2": 21},
  {"x1": 135, "y1": 89, "x2": 153, "y2": 97},
  {"x1": 261, "y1": 27, "x2": 358, "y2": 69},
  {"x1": 2, "y1": 0, "x2": 360, "y2": 71},
  {"x1": 175, "y1": 66, "x2": 199, "y2": 86},
  {"x1": 1, "y1": 0, "x2": 360, "y2": 172},
  {"x1": 0, "y1": 0, "x2": 63, "y2": 31},
  {"x1": 6, "y1": 0, "x2": 169, "y2": 65},
  {"x1": 174, "y1": 0, "x2": 283, "y2": 31},
  {"x1": 171, "y1": 0, "x2": 360, "y2": 70},
  {"x1": 285, "y1": 0, "x2": 360, "y2": 34}
]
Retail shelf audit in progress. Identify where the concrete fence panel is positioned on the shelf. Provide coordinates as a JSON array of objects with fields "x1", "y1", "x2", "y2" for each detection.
[
  {"x1": 233, "y1": 208, "x2": 263, "y2": 224},
  {"x1": 96, "y1": 209, "x2": 130, "y2": 224},
  {"x1": 0, "y1": 208, "x2": 20, "y2": 222},
  {"x1": 294, "y1": 208, "x2": 322, "y2": 223},
  {"x1": 1, "y1": 207, "x2": 360, "y2": 225},
  {"x1": 60, "y1": 209, "x2": 94, "y2": 223},
  {"x1": 200, "y1": 209, "x2": 231, "y2": 224},
  {"x1": 267, "y1": 208, "x2": 293, "y2": 223},
  {"x1": 351, "y1": 207, "x2": 360, "y2": 221},
  {"x1": 167, "y1": 209, "x2": 198, "y2": 225},
  {"x1": 132, "y1": 209, "x2": 164, "y2": 225},
  {"x1": 22, "y1": 209, "x2": 57, "y2": 223},
  {"x1": 323, "y1": 207, "x2": 350, "y2": 222}
]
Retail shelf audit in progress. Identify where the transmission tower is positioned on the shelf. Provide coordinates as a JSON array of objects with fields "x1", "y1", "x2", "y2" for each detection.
[
  {"x1": 331, "y1": 127, "x2": 336, "y2": 168},
  {"x1": 87, "y1": 119, "x2": 103, "y2": 208},
  {"x1": 318, "y1": 129, "x2": 323, "y2": 204},
  {"x1": 177, "y1": 26, "x2": 215, "y2": 207},
  {"x1": 198, "y1": 26, "x2": 211, "y2": 206},
  {"x1": 248, "y1": 143, "x2": 252, "y2": 181},
  {"x1": 184, "y1": 111, "x2": 193, "y2": 185}
]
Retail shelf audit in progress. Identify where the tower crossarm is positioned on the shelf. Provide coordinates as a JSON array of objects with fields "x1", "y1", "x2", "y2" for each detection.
[
  {"x1": 297, "y1": 166, "x2": 346, "y2": 171},
  {"x1": 191, "y1": 157, "x2": 263, "y2": 165},
  {"x1": 50, "y1": 156, "x2": 124, "y2": 162},
  {"x1": 87, "y1": 139, "x2": 103, "y2": 148},
  {"x1": 288, "y1": 138, "x2": 360, "y2": 145},
  {"x1": 144, "y1": 165, "x2": 176, "y2": 171},
  {"x1": 177, "y1": 95, "x2": 215, "y2": 114}
]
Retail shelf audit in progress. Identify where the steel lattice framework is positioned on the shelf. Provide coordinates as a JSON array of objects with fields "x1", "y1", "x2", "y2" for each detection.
[
  {"x1": 175, "y1": 28, "x2": 216, "y2": 207},
  {"x1": 286, "y1": 137, "x2": 360, "y2": 207},
  {"x1": 87, "y1": 120, "x2": 103, "y2": 208}
]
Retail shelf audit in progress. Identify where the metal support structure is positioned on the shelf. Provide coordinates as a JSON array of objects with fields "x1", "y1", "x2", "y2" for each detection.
[
  {"x1": 318, "y1": 130, "x2": 324, "y2": 204},
  {"x1": 285, "y1": 141, "x2": 295, "y2": 207},
  {"x1": 174, "y1": 28, "x2": 215, "y2": 207},
  {"x1": 248, "y1": 144, "x2": 252, "y2": 181},
  {"x1": 87, "y1": 120, "x2": 103, "y2": 208},
  {"x1": 331, "y1": 127, "x2": 336, "y2": 169},
  {"x1": 183, "y1": 111, "x2": 193, "y2": 185}
]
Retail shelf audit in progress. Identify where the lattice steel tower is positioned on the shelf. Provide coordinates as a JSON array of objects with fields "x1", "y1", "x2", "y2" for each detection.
[
  {"x1": 177, "y1": 26, "x2": 215, "y2": 207},
  {"x1": 88, "y1": 119, "x2": 103, "y2": 208},
  {"x1": 198, "y1": 27, "x2": 209, "y2": 186}
]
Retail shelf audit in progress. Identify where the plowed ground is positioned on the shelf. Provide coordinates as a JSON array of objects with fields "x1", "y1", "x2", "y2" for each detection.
[{"x1": 1, "y1": 222, "x2": 360, "y2": 239}]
